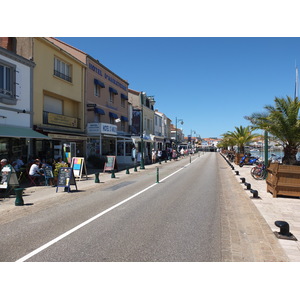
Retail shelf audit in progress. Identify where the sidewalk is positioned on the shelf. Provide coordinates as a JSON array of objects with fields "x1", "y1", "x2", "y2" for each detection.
[{"x1": 227, "y1": 157, "x2": 300, "y2": 262}]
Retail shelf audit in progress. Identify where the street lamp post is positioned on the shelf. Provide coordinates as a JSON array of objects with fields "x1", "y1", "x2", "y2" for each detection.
[
  {"x1": 140, "y1": 92, "x2": 146, "y2": 169},
  {"x1": 175, "y1": 117, "x2": 184, "y2": 150}
]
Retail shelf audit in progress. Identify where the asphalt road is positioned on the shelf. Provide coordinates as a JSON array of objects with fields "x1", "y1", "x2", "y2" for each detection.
[{"x1": 0, "y1": 152, "x2": 222, "y2": 262}]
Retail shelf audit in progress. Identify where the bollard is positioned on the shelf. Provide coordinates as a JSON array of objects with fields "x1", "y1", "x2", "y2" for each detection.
[
  {"x1": 231, "y1": 166, "x2": 235, "y2": 170},
  {"x1": 245, "y1": 183, "x2": 251, "y2": 190},
  {"x1": 165, "y1": 159, "x2": 167, "y2": 163},
  {"x1": 95, "y1": 172, "x2": 100, "y2": 183},
  {"x1": 14, "y1": 188, "x2": 24, "y2": 206},
  {"x1": 250, "y1": 189, "x2": 259, "y2": 198},
  {"x1": 240, "y1": 177, "x2": 246, "y2": 183},
  {"x1": 134, "y1": 165, "x2": 137, "y2": 172},
  {"x1": 156, "y1": 167, "x2": 159, "y2": 183},
  {"x1": 159, "y1": 159, "x2": 161, "y2": 165},
  {"x1": 235, "y1": 171, "x2": 239, "y2": 175},
  {"x1": 126, "y1": 167, "x2": 130, "y2": 174},
  {"x1": 274, "y1": 221, "x2": 297, "y2": 240},
  {"x1": 111, "y1": 170, "x2": 116, "y2": 178}
]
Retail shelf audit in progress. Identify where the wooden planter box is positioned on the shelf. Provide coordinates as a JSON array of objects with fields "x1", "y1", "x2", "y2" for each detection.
[{"x1": 267, "y1": 163, "x2": 300, "y2": 198}]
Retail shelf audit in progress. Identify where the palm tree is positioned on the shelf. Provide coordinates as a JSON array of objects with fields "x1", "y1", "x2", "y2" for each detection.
[
  {"x1": 245, "y1": 96, "x2": 300, "y2": 165},
  {"x1": 222, "y1": 125, "x2": 259, "y2": 154}
]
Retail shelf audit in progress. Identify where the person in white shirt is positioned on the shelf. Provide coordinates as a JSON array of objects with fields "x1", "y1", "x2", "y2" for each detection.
[{"x1": 29, "y1": 159, "x2": 44, "y2": 184}]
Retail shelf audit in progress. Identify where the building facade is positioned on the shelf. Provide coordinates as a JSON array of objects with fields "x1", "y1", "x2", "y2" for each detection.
[
  {"x1": 0, "y1": 43, "x2": 49, "y2": 162},
  {"x1": 45, "y1": 38, "x2": 132, "y2": 166},
  {"x1": 129, "y1": 89, "x2": 157, "y2": 163}
]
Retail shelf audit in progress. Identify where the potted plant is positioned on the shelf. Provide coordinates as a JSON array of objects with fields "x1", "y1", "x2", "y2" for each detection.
[
  {"x1": 246, "y1": 96, "x2": 300, "y2": 197},
  {"x1": 53, "y1": 161, "x2": 68, "y2": 185}
]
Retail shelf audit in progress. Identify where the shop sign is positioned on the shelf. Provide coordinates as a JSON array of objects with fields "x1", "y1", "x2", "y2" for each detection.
[
  {"x1": 48, "y1": 113, "x2": 78, "y2": 128},
  {"x1": 101, "y1": 123, "x2": 117, "y2": 135},
  {"x1": 87, "y1": 123, "x2": 117, "y2": 135}
]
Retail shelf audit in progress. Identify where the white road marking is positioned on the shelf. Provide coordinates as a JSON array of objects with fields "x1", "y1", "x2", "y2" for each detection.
[{"x1": 16, "y1": 156, "x2": 201, "y2": 262}]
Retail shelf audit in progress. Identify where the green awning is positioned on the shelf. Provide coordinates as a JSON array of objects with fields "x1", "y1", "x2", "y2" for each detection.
[{"x1": 0, "y1": 125, "x2": 50, "y2": 139}]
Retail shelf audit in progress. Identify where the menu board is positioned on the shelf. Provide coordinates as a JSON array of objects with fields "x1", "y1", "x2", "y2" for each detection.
[
  {"x1": 103, "y1": 156, "x2": 117, "y2": 172},
  {"x1": 43, "y1": 166, "x2": 53, "y2": 179},
  {"x1": 56, "y1": 167, "x2": 77, "y2": 193}
]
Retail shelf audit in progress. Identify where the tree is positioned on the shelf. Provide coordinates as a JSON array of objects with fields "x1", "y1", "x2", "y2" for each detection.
[
  {"x1": 245, "y1": 96, "x2": 300, "y2": 165},
  {"x1": 222, "y1": 126, "x2": 259, "y2": 154}
]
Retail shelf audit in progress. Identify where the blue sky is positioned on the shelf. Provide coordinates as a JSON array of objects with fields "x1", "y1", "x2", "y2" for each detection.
[{"x1": 58, "y1": 37, "x2": 300, "y2": 138}]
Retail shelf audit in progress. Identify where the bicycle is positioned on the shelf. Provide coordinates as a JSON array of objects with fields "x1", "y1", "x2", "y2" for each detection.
[{"x1": 250, "y1": 162, "x2": 268, "y2": 180}]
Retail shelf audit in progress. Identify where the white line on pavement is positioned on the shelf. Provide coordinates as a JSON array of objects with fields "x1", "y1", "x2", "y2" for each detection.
[{"x1": 15, "y1": 156, "x2": 201, "y2": 262}]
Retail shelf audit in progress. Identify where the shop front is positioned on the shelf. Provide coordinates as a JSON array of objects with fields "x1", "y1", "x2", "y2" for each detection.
[
  {"x1": 87, "y1": 122, "x2": 133, "y2": 167},
  {"x1": 0, "y1": 125, "x2": 50, "y2": 163},
  {"x1": 32, "y1": 132, "x2": 86, "y2": 164}
]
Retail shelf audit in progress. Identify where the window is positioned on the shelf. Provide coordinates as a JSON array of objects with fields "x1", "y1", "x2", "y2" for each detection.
[
  {"x1": 44, "y1": 95, "x2": 63, "y2": 114},
  {"x1": 121, "y1": 120, "x2": 125, "y2": 132},
  {"x1": 109, "y1": 91, "x2": 114, "y2": 103},
  {"x1": 110, "y1": 116, "x2": 114, "y2": 124},
  {"x1": 0, "y1": 63, "x2": 14, "y2": 97},
  {"x1": 121, "y1": 98, "x2": 125, "y2": 108},
  {"x1": 54, "y1": 57, "x2": 72, "y2": 82},
  {"x1": 94, "y1": 83, "x2": 101, "y2": 97}
]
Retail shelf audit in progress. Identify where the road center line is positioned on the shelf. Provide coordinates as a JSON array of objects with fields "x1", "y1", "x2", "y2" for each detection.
[{"x1": 15, "y1": 158, "x2": 200, "y2": 262}]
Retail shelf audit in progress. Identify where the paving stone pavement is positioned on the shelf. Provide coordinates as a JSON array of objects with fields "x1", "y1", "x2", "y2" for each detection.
[{"x1": 220, "y1": 153, "x2": 300, "y2": 262}]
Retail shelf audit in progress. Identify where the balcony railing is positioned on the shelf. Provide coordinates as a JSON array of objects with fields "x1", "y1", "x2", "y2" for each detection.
[{"x1": 54, "y1": 70, "x2": 72, "y2": 83}]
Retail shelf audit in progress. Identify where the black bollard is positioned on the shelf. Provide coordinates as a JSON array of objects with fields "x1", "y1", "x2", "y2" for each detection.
[
  {"x1": 235, "y1": 171, "x2": 239, "y2": 175},
  {"x1": 111, "y1": 170, "x2": 116, "y2": 178},
  {"x1": 274, "y1": 221, "x2": 297, "y2": 240},
  {"x1": 245, "y1": 183, "x2": 251, "y2": 190},
  {"x1": 240, "y1": 177, "x2": 246, "y2": 183},
  {"x1": 126, "y1": 167, "x2": 130, "y2": 174},
  {"x1": 250, "y1": 189, "x2": 259, "y2": 198}
]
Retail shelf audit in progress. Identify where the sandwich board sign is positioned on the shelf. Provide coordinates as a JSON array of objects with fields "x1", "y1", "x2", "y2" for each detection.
[
  {"x1": 103, "y1": 156, "x2": 117, "y2": 172},
  {"x1": 56, "y1": 167, "x2": 77, "y2": 193},
  {"x1": 71, "y1": 157, "x2": 87, "y2": 180}
]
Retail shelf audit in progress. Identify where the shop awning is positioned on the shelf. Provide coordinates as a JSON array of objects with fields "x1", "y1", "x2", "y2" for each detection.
[
  {"x1": 109, "y1": 112, "x2": 118, "y2": 119},
  {"x1": 121, "y1": 116, "x2": 128, "y2": 122},
  {"x1": 121, "y1": 93, "x2": 128, "y2": 100},
  {"x1": 94, "y1": 107, "x2": 105, "y2": 115},
  {"x1": 109, "y1": 87, "x2": 118, "y2": 95},
  {"x1": 0, "y1": 125, "x2": 50, "y2": 139},
  {"x1": 94, "y1": 79, "x2": 105, "y2": 88}
]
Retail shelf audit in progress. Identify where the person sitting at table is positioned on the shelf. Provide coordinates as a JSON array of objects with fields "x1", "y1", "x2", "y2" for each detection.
[
  {"x1": 29, "y1": 159, "x2": 45, "y2": 185},
  {"x1": 12, "y1": 156, "x2": 24, "y2": 172}
]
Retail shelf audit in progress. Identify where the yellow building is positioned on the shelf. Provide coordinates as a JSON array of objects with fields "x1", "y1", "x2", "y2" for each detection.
[{"x1": 14, "y1": 37, "x2": 86, "y2": 163}]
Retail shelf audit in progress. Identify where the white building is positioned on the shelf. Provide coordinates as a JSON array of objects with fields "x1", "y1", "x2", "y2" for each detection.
[{"x1": 0, "y1": 46, "x2": 48, "y2": 161}]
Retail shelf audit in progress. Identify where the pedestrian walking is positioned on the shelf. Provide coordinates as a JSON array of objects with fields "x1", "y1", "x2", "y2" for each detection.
[{"x1": 151, "y1": 149, "x2": 157, "y2": 164}]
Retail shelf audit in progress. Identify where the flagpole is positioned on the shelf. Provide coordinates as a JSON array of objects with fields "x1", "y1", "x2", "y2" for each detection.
[{"x1": 295, "y1": 62, "x2": 298, "y2": 99}]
